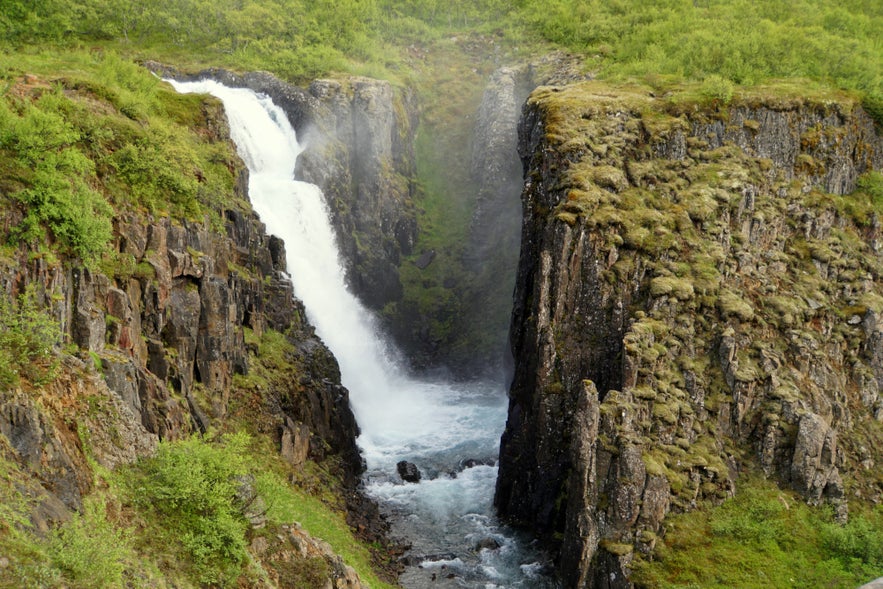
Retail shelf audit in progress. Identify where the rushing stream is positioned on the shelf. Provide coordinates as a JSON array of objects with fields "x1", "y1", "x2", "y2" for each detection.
[{"x1": 168, "y1": 79, "x2": 557, "y2": 588}]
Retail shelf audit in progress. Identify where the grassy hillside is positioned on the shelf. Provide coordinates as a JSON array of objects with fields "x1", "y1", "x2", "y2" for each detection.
[{"x1": 1, "y1": 1, "x2": 880, "y2": 103}]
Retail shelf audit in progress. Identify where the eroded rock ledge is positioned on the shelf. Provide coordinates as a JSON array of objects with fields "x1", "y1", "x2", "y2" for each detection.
[{"x1": 495, "y1": 83, "x2": 883, "y2": 587}]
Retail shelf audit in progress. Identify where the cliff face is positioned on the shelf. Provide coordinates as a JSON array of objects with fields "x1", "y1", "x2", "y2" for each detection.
[
  {"x1": 296, "y1": 77, "x2": 418, "y2": 311},
  {"x1": 0, "y1": 171, "x2": 362, "y2": 495},
  {"x1": 0, "y1": 82, "x2": 371, "y2": 586},
  {"x1": 495, "y1": 83, "x2": 883, "y2": 587}
]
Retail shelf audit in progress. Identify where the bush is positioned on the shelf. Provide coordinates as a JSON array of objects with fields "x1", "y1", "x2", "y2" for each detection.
[
  {"x1": 856, "y1": 171, "x2": 883, "y2": 210},
  {"x1": 129, "y1": 432, "x2": 251, "y2": 586},
  {"x1": 700, "y1": 74, "x2": 735, "y2": 106},
  {"x1": 47, "y1": 498, "x2": 130, "y2": 589},
  {"x1": 0, "y1": 285, "x2": 60, "y2": 388},
  {"x1": 821, "y1": 513, "x2": 883, "y2": 571}
]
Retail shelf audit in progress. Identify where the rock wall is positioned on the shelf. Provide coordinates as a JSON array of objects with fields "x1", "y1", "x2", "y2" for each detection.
[
  {"x1": 0, "y1": 93, "x2": 363, "y2": 527},
  {"x1": 495, "y1": 82, "x2": 883, "y2": 587},
  {"x1": 295, "y1": 77, "x2": 418, "y2": 311}
]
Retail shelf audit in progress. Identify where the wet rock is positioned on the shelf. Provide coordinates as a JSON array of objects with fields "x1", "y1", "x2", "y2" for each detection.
[
  {"x1": 397, "y1": 460, "x2": 422, "y2": 483},
  {"x1": 459, "y1": 457, "x2": 495, "y2": 470},
  {"x1": 475, "y1": 537, "x2": 502, "y2": 551},
  {"x1": 414, "y1": 250, "x2": 436, "y2": 270}
]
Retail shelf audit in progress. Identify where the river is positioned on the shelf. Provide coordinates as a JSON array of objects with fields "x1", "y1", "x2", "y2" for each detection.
[{"x1": 168, "y1": 79, "x2": 557, "y2": 588}]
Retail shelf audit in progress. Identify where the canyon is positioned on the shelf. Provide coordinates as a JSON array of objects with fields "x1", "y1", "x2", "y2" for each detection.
[{"x1": 1, "y1": 55, "x2": 882, "y2": 588}]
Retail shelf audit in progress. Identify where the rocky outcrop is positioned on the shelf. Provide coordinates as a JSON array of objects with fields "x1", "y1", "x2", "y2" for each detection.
[
  {"x1": 60, "y1": 202, "x2": 360, "y2": 476},
  {"x1": 496, "y1": 82, "x2": 883, "y2": 586},
  {"x1": 254, "y1": 522, "x2": 370, "y2": 589},
  {"x1": 396, "y1": 460, "x2": 422, "y2": 483}
]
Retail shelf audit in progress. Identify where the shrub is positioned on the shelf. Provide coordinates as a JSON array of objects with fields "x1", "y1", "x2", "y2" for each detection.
[
  {"x1": 129, "y1": 432, "x2": 251, "y2": 586},
  {"x1": 47, "y1": 498, "x2": 130, "y2": 589},
  {"x1": 0, "y1": 285, "x2": 60, "y2": 388},
  {"x1": 700, "y1": 74, "x2": 735, "y2": 106},
  {"x1": 856, "y1": 171, "x2": 883, "y2": 210},
  {"x1": 821, "y1": 512, "x2": 883, "y2": 571}
]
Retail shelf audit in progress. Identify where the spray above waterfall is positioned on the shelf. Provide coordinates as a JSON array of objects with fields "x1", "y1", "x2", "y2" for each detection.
[{"x1": 168, "y1": 79, "x2": 556, "y2": 588}]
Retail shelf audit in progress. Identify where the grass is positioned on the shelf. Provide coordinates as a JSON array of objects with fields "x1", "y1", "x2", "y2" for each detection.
[
  {"x1": 631, "y1": 474, "x2": 883, "y2": 588},
  {"x1": 256, "y1": 469, "x2": 398, "y2": 589},
  {"x1": 0, "y1": 48, "x2": 244, "y2": 265}
]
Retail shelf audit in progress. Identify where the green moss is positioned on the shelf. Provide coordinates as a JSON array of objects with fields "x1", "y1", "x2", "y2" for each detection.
[
  {"x1": 600, "y1": 540, "x2": 634, "y2": 557},
  {"x1": 717, "y1": 289, "x2": 755, "y2": 322},
  {"x1": 650, "y1": 276, "x2": 695, "y2": 301}
]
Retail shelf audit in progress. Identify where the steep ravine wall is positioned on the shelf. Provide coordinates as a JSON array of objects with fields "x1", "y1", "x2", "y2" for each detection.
[
  {"x1": 0, "y1": 90, "x2": 370, "y2": 587},
  {"x1": 495, "y1": 83, "x2": 883, "y2": 587}
]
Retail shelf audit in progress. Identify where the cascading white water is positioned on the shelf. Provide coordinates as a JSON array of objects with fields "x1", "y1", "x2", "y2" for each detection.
[{"x1": 168, "y1": 79, "x2": 556, "y2": 588}]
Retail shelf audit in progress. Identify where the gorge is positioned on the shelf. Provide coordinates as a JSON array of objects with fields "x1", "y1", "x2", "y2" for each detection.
[
  {"x1": 167, "y1": 77, "x2": 555, "y2": 588},
  {"x1": 0, "y1": 3, "x2": 882, "y2": 587}
]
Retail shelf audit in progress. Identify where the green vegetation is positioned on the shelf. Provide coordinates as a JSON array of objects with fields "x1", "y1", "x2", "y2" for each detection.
[
  {"x1": 632, "y1": 475, "x2": 883, "y2": 588},
  {"x1": 0, "y1": 428, "x2": 396, "y2": 589},
  {"x1": 118, "y1": 431, "x2": 396, "y2": 589},
  {"x1": 255, "y1": 468, "x2": 396, "y2": 589},
  {"x1": 45, "y1": 497, "x2": 131, "y2": 589},
  {"x1": 0, "y1": 84, "x2": 112, "y2": 264},
  {"x1": 0, "y1": 440, "x2": 158, "y2": 589},
  {"x1": 1, "y1": 0, "x2": 879, "y2": 114},
  {"x1": 123, "y1": 432, "x2": 252, "y2": 586},
  {"x1": 0, "y1": 49, "x2": 242, "y2": 266},
  {"x1": 0, "y1": 286, "x2": 60, "y2": 388}
]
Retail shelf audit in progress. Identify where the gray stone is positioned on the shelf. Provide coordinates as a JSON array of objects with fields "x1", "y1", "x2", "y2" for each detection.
[
  {"x1": 397, "y1": 460, "x2": 422, "y2": 483},
  {"x1": 281, "y1": 418, "x2": 311, "y2": 467}
]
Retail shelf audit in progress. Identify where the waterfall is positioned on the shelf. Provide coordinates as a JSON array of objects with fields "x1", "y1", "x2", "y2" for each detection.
[{"x1": 167, "y1": 79, "x2": 556, "y2": 588}]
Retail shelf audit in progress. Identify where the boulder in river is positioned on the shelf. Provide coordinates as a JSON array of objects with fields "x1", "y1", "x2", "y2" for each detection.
[{"x1": 397, "y1": 460, "x2": 422, "y2": 483}]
